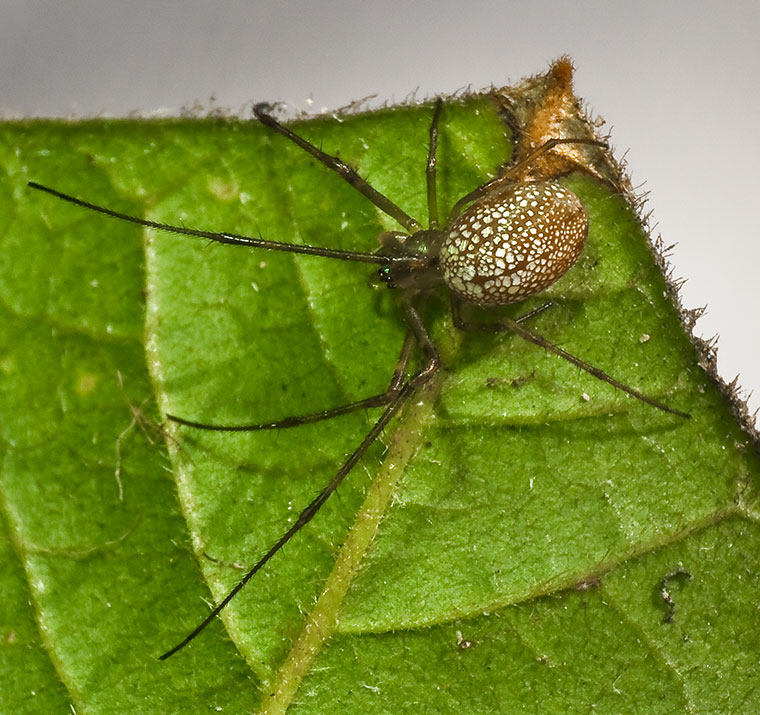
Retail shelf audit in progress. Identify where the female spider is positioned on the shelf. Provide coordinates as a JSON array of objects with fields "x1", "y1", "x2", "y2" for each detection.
[{"x1": 28, "y1": 98, "x2": 688, "y2": 660}]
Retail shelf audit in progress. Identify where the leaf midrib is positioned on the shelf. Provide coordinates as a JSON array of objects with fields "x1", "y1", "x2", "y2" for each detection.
[{"x1": 257, "y1": 371, "x2": 444, "y2": 714}]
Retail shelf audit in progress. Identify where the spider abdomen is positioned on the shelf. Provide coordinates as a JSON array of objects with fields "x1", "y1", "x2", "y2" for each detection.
[{"x1": 440, "y1": 180, "x2": 588, "y2": 306}]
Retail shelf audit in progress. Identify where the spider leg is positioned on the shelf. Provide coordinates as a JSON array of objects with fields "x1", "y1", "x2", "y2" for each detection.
[
  {"x1": 159, "y1": 299, "x2": 439, "y2": 659},
  {"x1": 27, "y1": 182, "x2": 399, "y2": 266},
  {"x1": 450, "y1": 296, "x2": 556, "y2": 328},
  {"x1": 453, "y1": 303, "x2": 690, "y2": 418},
  {"x1": 167, "y1": 332, "x2": 416, "y2": 432},
  {"x1": 426, "y1": 98, "x2": 443, "y2": 230},
  {"x1": 254, "y1": 104, "x2": 423, "y2": 233},
  {"x1": 498, "y1": 137, "x2": 608, "y2": 185},
  {"x1": 449, "y1": 137, "x2": 607, "y2": 218}
]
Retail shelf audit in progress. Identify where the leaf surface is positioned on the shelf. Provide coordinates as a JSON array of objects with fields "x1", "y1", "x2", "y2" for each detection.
[{"x1": 1, "y1": 88, "x2": 758, "y2": 714}]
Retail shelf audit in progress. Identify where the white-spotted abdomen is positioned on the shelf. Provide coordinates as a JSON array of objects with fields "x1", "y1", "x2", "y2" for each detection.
[{"x1": 440, "y1": 181, "x2": 588, "y2": 306}]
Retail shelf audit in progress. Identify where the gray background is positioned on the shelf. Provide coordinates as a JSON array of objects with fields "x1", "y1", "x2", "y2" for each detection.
[{"x1": 3, "y1": 0, "x2": 758, "y2": 418}]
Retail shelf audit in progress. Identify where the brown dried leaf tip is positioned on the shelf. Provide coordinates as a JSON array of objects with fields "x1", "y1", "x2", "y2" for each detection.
[{"x1": 440, "y1": 58, "x2": 608, "y2": 307}]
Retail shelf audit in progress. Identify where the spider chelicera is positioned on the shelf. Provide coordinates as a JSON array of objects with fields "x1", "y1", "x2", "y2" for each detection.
[{"x1": 28, "y1": 98, "x2": 689, "y2": 659}]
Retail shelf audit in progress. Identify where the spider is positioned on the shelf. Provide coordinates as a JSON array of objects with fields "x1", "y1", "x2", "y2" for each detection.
[{"x1": 28, "y1": 98, "x2": 689, "y2": 660}]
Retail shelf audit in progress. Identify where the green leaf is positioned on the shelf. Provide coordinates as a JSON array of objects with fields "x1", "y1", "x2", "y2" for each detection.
[{"x1": 1, "y1": 85, "x2": 758, "y2": 713}]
